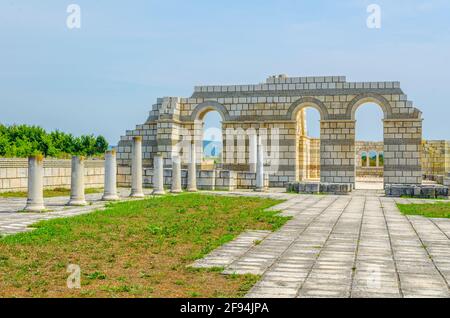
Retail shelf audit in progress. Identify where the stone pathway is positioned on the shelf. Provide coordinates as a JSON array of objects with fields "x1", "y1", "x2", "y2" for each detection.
[{"x1": 196, "y1": 190, "x2": 450, "y2": 298}]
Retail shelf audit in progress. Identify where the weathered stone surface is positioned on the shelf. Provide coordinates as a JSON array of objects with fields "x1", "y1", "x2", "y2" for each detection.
[{"x1": 386, "y1": 184, "x2": 449, "y2": 199}]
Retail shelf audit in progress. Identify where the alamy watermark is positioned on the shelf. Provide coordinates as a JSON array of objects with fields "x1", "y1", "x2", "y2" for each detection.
[
  {"x1": 66, "y1": 4, "x2": 81, "y2": 29},
  {"x1": 67, "y1": 264, "x2": 81, "y2": 289},
  {"x1": 367, "y1": 4, "x2": 381, "y2": 29}
]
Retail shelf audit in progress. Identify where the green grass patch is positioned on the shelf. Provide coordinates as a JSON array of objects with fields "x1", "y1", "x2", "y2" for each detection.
[
  {"x1": 397, "y1": 202, "x2": 450, "y2": 219},
  {"x1": 0, "y1": 193, "x2": 288, "y2": 298},
  {"x1": 0, "y1": 187, "x2": 103, "y2": 198}
]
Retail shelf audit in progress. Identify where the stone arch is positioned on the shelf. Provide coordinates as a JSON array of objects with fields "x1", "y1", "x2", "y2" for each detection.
[
  {"x1": 288, "y1": 97, "x2": 328, "y2": 121},
  {"x1": 346, "y1": 93, "x2": 393, "y2": 120},
  {"x1": 190, "y1": 101, "x2": 230, "y2": 121}
]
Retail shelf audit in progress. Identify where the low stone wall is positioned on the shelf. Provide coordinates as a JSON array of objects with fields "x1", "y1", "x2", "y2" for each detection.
[
  {"x1": 0, "y1": 158, "x2": 104, "y2": 193},
  {"x1": 121, "y1": 167, "x2": 267, "y2": 191},
  {"x1": 236, "y1": 172, "x2": 269, "y2": 189},
  {"x1": 287, "y1": 182, "x2": 353, "y2": 195},
  {"x1": 356, "y1": 167, "x2": 383, "y2": 178},
  {"x1": 422, "y1": 140, "x2": 450, "y2": 176},
  {"x1": 385, "y1": 184, "x2": 449, "y2": 199}
]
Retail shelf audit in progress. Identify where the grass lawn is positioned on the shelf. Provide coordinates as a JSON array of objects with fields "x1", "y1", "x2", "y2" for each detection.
[
  {"x1": 0, "y1": 193, "x2": 288, "y2": 298},
  {"x1": 397, "y1": 202, "x2": 450, "y2": 219},
  {"x1": 0, "y1": 187, "x2": 103, "y2": 198}
]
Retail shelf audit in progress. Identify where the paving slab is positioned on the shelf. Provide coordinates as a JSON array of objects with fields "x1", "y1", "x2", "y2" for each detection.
[{"x1": 196, "y1": 191, "x2": 450, "y2": 298}]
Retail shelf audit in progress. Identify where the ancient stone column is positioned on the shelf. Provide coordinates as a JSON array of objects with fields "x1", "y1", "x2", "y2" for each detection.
[
  {"x1": 68, "y1": 156, "x2": 87, "y2": 206},
  {"x1": 171, "y1": 155, "x2": 182, "y2": 193},
  {"x1": 187, "y1": 142, "x2": 198, "y2": 192},
  {"x1": 152, "y1": 153, "x2": 165, "y2": 195},
  {"x1": 255, "y1": 135, "x2": 265, "y2": 192},
  {"x1": 24, "y1": 155, "x2": 46, "y2": 212},
  {"x1": 249, "y1": 131, "x2": 258, "y2": 173},
  {"x1": 376, "y1": 153, "x2": 380, "y2": 167},
  {"x1": 130, "y1": 136, "x2": 144, "y2": 198},
  {"x1": 102, "y1": 149, "x2": 119, "y2": 201}
]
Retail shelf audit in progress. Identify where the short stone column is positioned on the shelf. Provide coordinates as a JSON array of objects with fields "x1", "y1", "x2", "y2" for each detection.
[
  {"x1": 187, "y1": 142, "x2": 198, "y2": 192},
  {"x1": 255, "y1": 135, "x2": 265, "y2": 192},
  {"x1": 376, "y1": 153, "x2": 380, "y2": 167},
  {"x1": 171, "y1": 155, "x2": 183, "y2": 193},
  {"x1": 249, "y1": 132, "x2": 258, "y2": 173},
  {"x1": 102, "y1": 149, "x2": 119, "y2": 201},
  {"x1": 24, "y1": 155, "x2": 46, "y2": 212},
  {"x1": 130, "y1": 136, "x2": 144, "y2": 198},
  {"x1": 152, "y1": 153, "x2": 165, "y2": 195},
  {"x1": 68, "y1": 156, "x2": 87, "y2": 206}
]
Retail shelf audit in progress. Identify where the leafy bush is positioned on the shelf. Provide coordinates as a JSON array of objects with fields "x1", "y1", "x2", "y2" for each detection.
[{"x1": 0, "y1": 124, "x2": 108, "y2": 158}]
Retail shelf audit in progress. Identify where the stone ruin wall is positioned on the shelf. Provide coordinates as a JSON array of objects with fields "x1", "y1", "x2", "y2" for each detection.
[
  {"x1": 117, "y1": 75, "x2": 423, "y2": 188},
  {"x1": 0, "y1": 158, "x2": 104, "y2": 193},
  {"x1": 355, "y1": 141, "x2": 384, "y2": 178},
  {"x1": 422, "y1": 140, "x2": 450, "y2": 182}
]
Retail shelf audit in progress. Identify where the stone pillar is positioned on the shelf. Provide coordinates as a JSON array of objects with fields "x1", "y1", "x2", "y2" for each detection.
[
  {"x1": 383, "y1": 119, "x2": 422, "y2": 185},
  {"x1": 171, "y1": 155, "x2": 182, "y2": 193},
  {"x1": 68, "y1": 156, "x2": 87, "y2": 206},
  {"x1": 249, "y1": 131, "x2": 257, "y2": 173},
  {"x1": 366, "y1": 154, "x2": 370, "y2": 167},
  {"x1": 376, "y1": 153, "x2": 380, "y2": 167},
  {"x1": 130, "y1": 136, "x2": 144, "y2": 198},
  {"x1": 187, "y1": 142, "x2": 198, "y2": 192},
  {"x1": 305, "y1": 138, "x2": 311, "y2": 180},
  {"x1": 152, "y1": 153, "x2": 165, "y2": 195},
  {"x1": 102, "y1": 149, "x2": 119, "y2": 201},
  {"x1": 255, "y1": 135, "x2": 265, "y2": 192},
  {"x1": 24, "y1": 155, "x2": 46, "y2": 212}
]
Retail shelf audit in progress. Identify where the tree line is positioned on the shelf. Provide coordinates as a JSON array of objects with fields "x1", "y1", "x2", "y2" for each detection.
[{"x1": 0, "y1": 124, "x2": 109, "y2": 158}]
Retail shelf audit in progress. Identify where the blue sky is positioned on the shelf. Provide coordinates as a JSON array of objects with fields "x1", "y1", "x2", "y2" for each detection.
[{"x1": 1, "y1": 0, "x2": 449, "y2": 143}]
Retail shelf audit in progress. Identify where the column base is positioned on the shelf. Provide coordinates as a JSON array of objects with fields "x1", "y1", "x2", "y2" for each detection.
[
  {"x1": 129, "y1": 192, "x2": 145, "y2": 198},
  {"x1": 170, "y1": 189, "x2": 183, "y2": 194},
  {"x1": 67, "y1": 199, "x2": 88, "y2": 206},
  {"x1": 102, "y1": 194, "x2": 120, "y2": 201},
  {"x1": 187, "y1": 188, "x2": 198, "y2": 192},
  {"x1": 152, "y1": 190, "x2": 166, "y2": 196},
  {"x1": 23, "y1": 203, "x2": 46, "y2": 212},
  {"x1": 254, "y1": 188, "x2": 266, "y2": 192}
]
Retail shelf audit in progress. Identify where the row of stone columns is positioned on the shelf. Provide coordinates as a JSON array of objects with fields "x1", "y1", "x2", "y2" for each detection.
[
  {"x1": 152, "y1": 142, "x2": 198, "y2": 195},
  {"x1": 24, "y1": 134, "x2": 266, "y2": 211},
  {"x1": 24, "y1": 149, "x2": 121, "y2": 212},
  {"x1": 363, "y1": 152, "x2": 381, "y2": 167},
  {"x1": 25, "y1": 155, "x2": 82, "y2": 211}
]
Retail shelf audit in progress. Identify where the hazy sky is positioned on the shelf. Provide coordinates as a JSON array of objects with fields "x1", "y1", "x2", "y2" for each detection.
[{"x1": 1, "y1": 0, "x2": 449, "y2": 143}]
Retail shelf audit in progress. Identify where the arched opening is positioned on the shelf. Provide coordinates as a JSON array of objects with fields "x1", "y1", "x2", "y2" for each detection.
[
  {"x1": 361, "y1": 151, "x2": 368, "y2": 167},
  {"x1": 354, "y1": 102, "x2": 384, "y2": 189},
  {"x1": 296, "y1": 106, "x2": 321, "y2": 182},
  {"x1": 199, "y1": 110, "x2": 223, "y2": 169}
]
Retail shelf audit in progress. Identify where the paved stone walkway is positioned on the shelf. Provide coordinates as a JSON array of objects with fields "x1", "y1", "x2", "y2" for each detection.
[{"x1": 196, "y1": 190, "x2": 450, "y2": 298}]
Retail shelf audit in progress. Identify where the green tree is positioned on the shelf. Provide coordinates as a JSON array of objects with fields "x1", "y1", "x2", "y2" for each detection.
[{"x1": 0, "y1": 124, "x2": 109, "y2": 158}]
